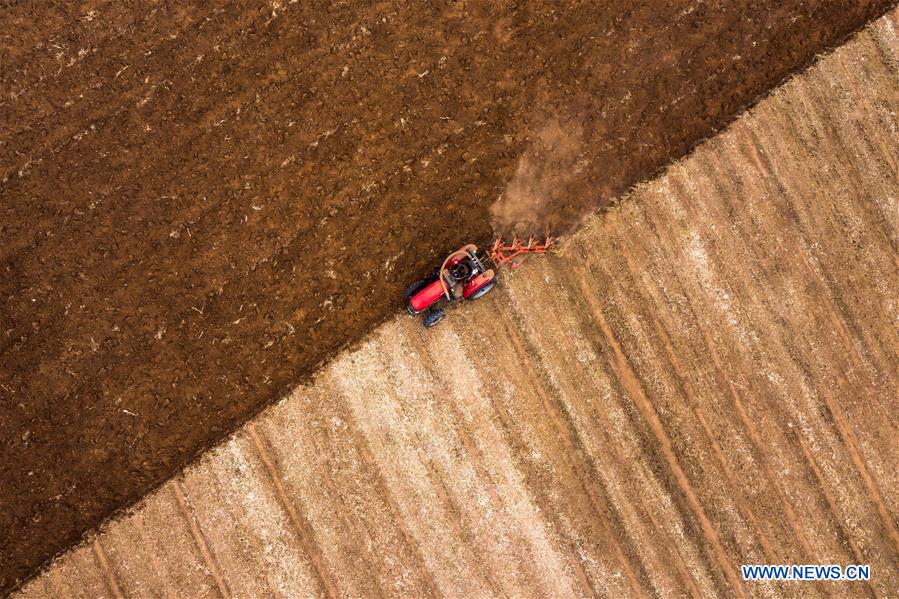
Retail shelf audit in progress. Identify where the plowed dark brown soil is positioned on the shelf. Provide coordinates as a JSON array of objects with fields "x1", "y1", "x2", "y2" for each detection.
[{"x1": 0, "y1": 0, "x2": 894, "y2": 592}]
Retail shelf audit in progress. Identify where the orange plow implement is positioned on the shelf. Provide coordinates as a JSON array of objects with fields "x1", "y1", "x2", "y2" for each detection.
[{"x1": 487, "y1": 236, "x2": 558, "y2": 269}]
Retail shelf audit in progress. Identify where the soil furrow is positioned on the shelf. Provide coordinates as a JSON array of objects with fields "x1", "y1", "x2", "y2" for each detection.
[{"x1": 170, "y1": 479, "x2": 230, "y2": 598}]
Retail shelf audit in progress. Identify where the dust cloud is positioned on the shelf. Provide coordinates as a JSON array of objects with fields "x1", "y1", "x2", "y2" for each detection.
[{"x1": 490, "y1": 119, "x2": 586, "y2": 236}]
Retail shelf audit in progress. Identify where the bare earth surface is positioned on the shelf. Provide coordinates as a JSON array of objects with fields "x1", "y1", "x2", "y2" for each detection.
[
  {"x1": 15, "y1": 11, "x2": 899, "y2": 597},
  {"x1": 3, "y1": 1, "x2": 895, "y2": 590}
]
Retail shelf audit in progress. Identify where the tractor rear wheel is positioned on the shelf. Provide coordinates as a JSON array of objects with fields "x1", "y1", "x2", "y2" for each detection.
[{"x1": 468, "y1": 277, "x2": 497, "y2": 300}]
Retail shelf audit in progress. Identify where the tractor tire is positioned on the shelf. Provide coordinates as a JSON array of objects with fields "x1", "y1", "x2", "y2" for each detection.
[
  {"x1": 468, "y1": 277, "x2": 497, "y2": 300},
  {"x1": 404, "y1": 280, "x2": 428, "y2": 302},
  {"x1": 423, "y1": 309, "x2": 446, "y2": 328}
]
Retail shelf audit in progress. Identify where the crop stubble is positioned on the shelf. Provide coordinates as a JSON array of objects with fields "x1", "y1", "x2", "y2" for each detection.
[{"x1": 14, "y1": 10, "x2": 899, "y2": 596}]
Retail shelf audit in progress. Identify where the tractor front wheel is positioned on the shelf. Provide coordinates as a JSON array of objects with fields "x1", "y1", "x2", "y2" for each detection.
[
  {"x1": 423, "y1": 309, "x2": 446, "y2": 328},
  {"x1": 404, "y1": 280, "x2": 428, "y2": 302}
]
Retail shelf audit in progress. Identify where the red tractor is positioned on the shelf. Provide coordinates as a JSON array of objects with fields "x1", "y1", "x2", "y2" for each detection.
[
  {"x1": 405, "y1": 244, "x2": 496, "y2": 328},
  {"x1": 405, "y1": 237, "x2": 556, "y2": 328}
]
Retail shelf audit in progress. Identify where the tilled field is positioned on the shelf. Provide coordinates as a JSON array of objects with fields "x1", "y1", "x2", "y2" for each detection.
[
  {"x1": 4, "y1": 1, "x2": 895, "y2": 590},
  {"x1": 15, "y1": 12, "x2": 899, "y2": 597}
]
